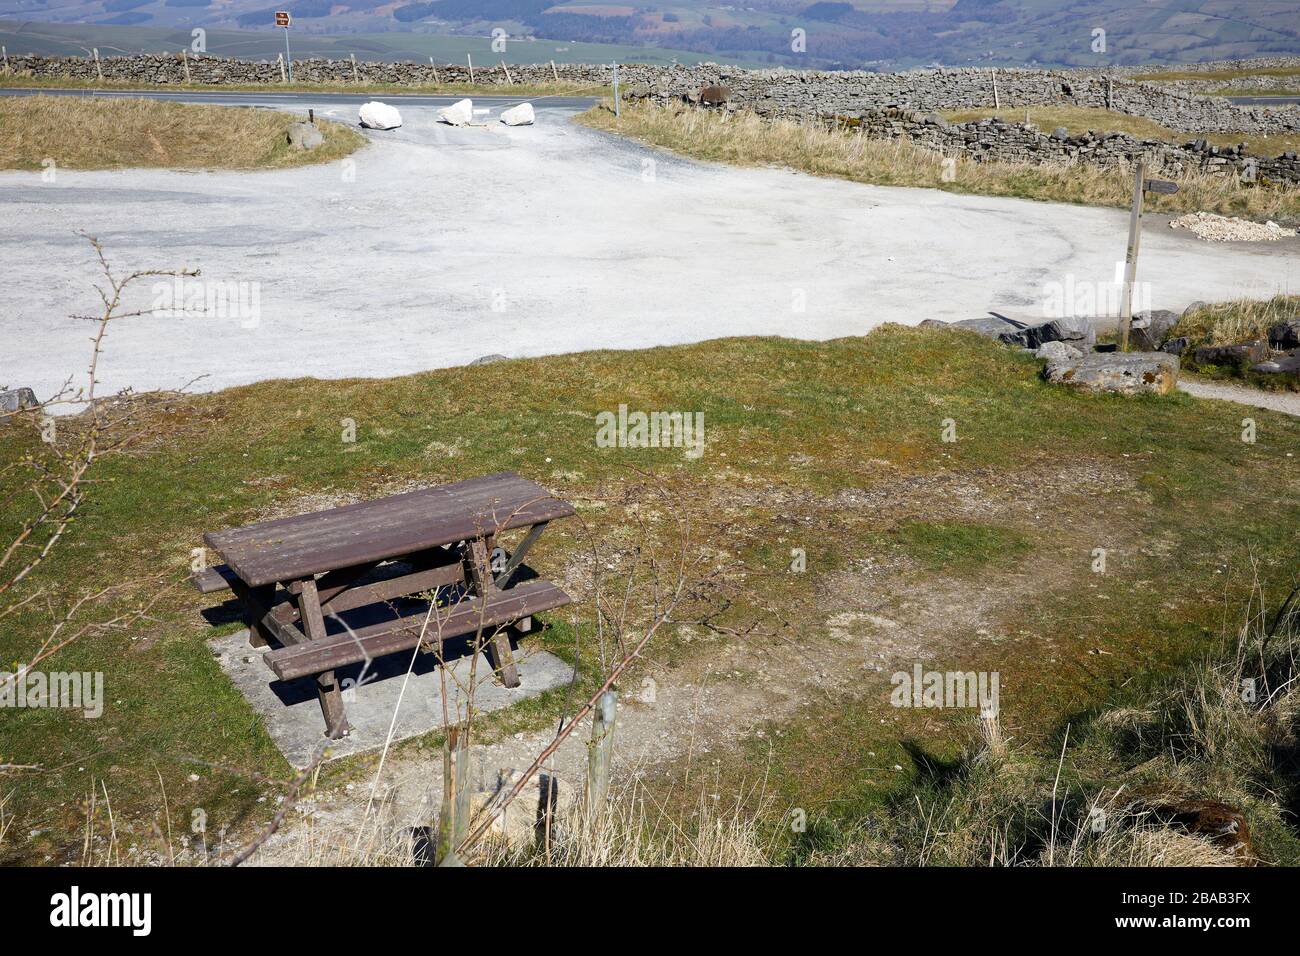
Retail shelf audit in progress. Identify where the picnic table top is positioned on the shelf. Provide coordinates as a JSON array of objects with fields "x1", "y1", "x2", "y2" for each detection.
[{"x1": 204, "y1": 471, "x2": 574, "y2": 588}]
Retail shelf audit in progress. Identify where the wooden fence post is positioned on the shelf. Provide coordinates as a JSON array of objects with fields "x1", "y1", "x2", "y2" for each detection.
[
  {"x1": 436, "y1": 726, "x2": 472, "y2": 865},
  {"x1": 467, "y1": 53, "x2": 474, "y2": 83},
  {"x1": 1119, "y1": 160, "x2": 1146, "y2": 352},
  {"x1": 550, "y1": 59, "x2": 558, "y2": 82},
  {"x1": 992, "y1": 68, "x2": 999, "y2": 109},
  {"x1": 586, "y1": 690, "x2": 617, "y2": 814},
  {"x1": 350, "y1": 52, "x2": 359, "y2": 83},
  {"x1": 2, "y1": 46, "x2": 8, "y2": 75},
  {"x1": 93, "y1": 47, "x2": 103, "y2": 83},
  {"x1": 429, "y1": 56, "x2": 439, "y2": 84},
  {"x1": 181, "y1": 48, "x2": 191, "y2": 84}
]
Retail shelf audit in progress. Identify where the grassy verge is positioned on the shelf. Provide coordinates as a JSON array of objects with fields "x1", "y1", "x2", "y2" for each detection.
[
  {"x1": 1175, "y1": 295, "x2": 1300, "y2": 390},
  {"x1": 3, "y1": 320, "x2": 1299, "y2": 864},
  {"x1": 577, "y1": 101, "x2": 1300, "y2": 225},
  {"x1": 940, "y1": 104, "x2": 1300, "y2": 160},
  {"x1": 0, "y1": 74, "x2": 606, "y2": 99},
  {"x1": 801, "y1": 600, "x2": 1300, "y2": 866},
  {"x1": 0, "y1": 94, "x2": 365, "y2": 171}
]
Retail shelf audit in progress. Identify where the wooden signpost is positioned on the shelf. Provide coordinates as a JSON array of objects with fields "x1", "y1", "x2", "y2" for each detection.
[
  {"x1": 275, "y1": 11, "x2": 293, "y2": 83},
  {"x1": 1118, "y1": 161, "x2": 1180, "y2": 351}
]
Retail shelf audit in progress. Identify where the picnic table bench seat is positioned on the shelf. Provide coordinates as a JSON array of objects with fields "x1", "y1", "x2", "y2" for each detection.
[{"x1": 193, "y1": 472, "x2": 574, "y2": 738}]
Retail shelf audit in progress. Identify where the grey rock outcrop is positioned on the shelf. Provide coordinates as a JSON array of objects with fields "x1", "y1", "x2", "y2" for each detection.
[{"x1": 1044, "y1": 352, "x2": 1179, "y2": 395}]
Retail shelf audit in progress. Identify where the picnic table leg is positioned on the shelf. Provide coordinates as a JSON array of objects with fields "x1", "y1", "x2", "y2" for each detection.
[
  {"x1": 466, "y1": 538, "x2": 521, "y2": 689},
  {"x1": 297, "y1": 578, "x2": 351, "y2": 739},
  {"x1": 316, "y1": 671, "x2": 349, "y2": 740},
  {"x1": 228, "y1": 581, "x2": 277, "y2": 648}
]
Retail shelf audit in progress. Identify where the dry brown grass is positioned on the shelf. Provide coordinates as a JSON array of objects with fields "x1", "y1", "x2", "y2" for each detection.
[
  {"x1": 0, "y1": 94, "x2": 366, "y2": 171},
  {"x1": 941, "y1": 104, "x2": 1300, "y2": 159},
  {"x1": 1178, "y1": 294, "x2": 1300, "y2": 347},
  {"x1": 581, "y1": 101, "x2": 1300, "y2": 225}
]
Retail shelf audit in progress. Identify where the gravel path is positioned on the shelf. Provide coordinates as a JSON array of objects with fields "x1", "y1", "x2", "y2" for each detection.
[{"x1": 1179, "y1": 378, "x2": 1300, "y2": 416}]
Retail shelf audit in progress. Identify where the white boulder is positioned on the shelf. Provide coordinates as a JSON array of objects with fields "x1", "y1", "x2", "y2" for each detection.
[
  {"x1": 499, "y1": 102, "x2": 535, "y2": 126},
  {"x1": 358, "y1": 101, "x2": 402, "y2": 130},
  {"x1": 437, "y1": 98, "x2": 474, "y2": 126}
]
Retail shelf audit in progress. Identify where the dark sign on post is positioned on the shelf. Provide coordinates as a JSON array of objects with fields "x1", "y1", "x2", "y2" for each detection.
[
  {"x1": 274, "y1": 10, "x2": 291, "y2": 26},
  {"x1": 1144, "y1": 178, "x2": 1179, "y2": 195}
]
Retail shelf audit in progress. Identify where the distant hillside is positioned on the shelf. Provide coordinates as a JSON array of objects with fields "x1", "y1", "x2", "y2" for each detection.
[{"x1": 4, "y1": 0, "x2": 1300, "y2": 69}]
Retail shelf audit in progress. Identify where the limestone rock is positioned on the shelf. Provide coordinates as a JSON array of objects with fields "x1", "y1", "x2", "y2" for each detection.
[
  {"x1": 358, "y1": 101, "x2": 402, "y2": 130},
  {"x1": 1, "y1": 387, "x2": 38, "y2": 413},
  {"x1": 1251, "y1": 351, "x2": 1300, "y2": 374},
  {"x1": 286, "y1": 121, "x2": 323, "y2": 150},
  {"x1": 1267, "y1": 318, "x2": 1300, "y2": 350},
  {"x1": 1035, "y1": 340, "x2": 1083, "y2": 361},
  {"x1": 437, "y1": 98, "x2": 473, "y2": 126},
  {"x1": 499, "y1": 102, "x2": 535, "y2": 126},
  {"x1": 1192, "y1": 340, "x2": 1269, "y2": 367},
  {"x1": 950, "y1": 315, "x2": 1029, "y2": 337},
  {"x1": 1129, "y1": 309, "x2": 1180, "y2": 351},
  {"x1": 1044, "y1": 351, "x2": 1179, "y2": 395},
  {"x1": 998, "y1": 316, "x2": 1094, "y2": 350}
]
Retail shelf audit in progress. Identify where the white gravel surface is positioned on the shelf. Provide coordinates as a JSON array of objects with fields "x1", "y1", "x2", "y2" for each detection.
[
  {"x1": 1169, "y1": 211, "x2": 1297, "y2": 242},
  {"x1": 2, "y1": 96, "x2": 1298, "y2": 403}
]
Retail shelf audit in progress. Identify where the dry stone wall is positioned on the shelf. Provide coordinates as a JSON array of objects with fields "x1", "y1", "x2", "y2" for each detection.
[
  {"x1": 10, "y1": 53, "x2": 1300, "y2": 134},
  {"x1": 9, "y1": 53, "x2": 1298, "y2": 185},
  {"x1": 626, "y1": 64, "x2": 1300, "y2": 134},
  {"x1": 848, "y1": 107, "x2": 1300, "y2": 187}
]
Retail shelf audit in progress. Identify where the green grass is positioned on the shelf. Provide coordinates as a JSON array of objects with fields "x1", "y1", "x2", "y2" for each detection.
[
  {"x1": 1134, "y1": 65, "x2": 1300, "y2": 82},
  {"x1": 4, "y1": 323, "x2": 1300, "y2": 863},
  {"x1": 803, "y1": 605, "x2": 1300, "y2": 866},
  {"x1": 893, "y1": 520, "x2": 1031, "y2": 573}
]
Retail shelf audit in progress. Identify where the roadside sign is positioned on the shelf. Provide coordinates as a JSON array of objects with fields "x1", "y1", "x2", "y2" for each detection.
[
  {"x1": 274, "y1": 11, "x2": 291, "y2": 26},
  {"x1": 1144, "y1": 178, "x2": 1179, "y2": 195}
]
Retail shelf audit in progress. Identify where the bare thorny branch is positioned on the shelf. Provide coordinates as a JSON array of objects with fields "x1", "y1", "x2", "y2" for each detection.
[{"x1": 0, "y1": 235, "x2": 197, "y2": 710}]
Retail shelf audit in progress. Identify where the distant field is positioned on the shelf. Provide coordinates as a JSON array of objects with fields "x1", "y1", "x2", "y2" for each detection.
[
  {"x1": 0, "y1": 18, "x2": 745, "y2": 66},
  {"x1": 1134, "y1": 65, "x2": 1300, "y2": 82}
]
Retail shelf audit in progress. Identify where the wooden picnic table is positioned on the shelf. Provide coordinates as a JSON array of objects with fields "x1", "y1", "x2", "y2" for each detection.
[{"x1": 193, "y1": 472, "x2": 575, "y2": 738}]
